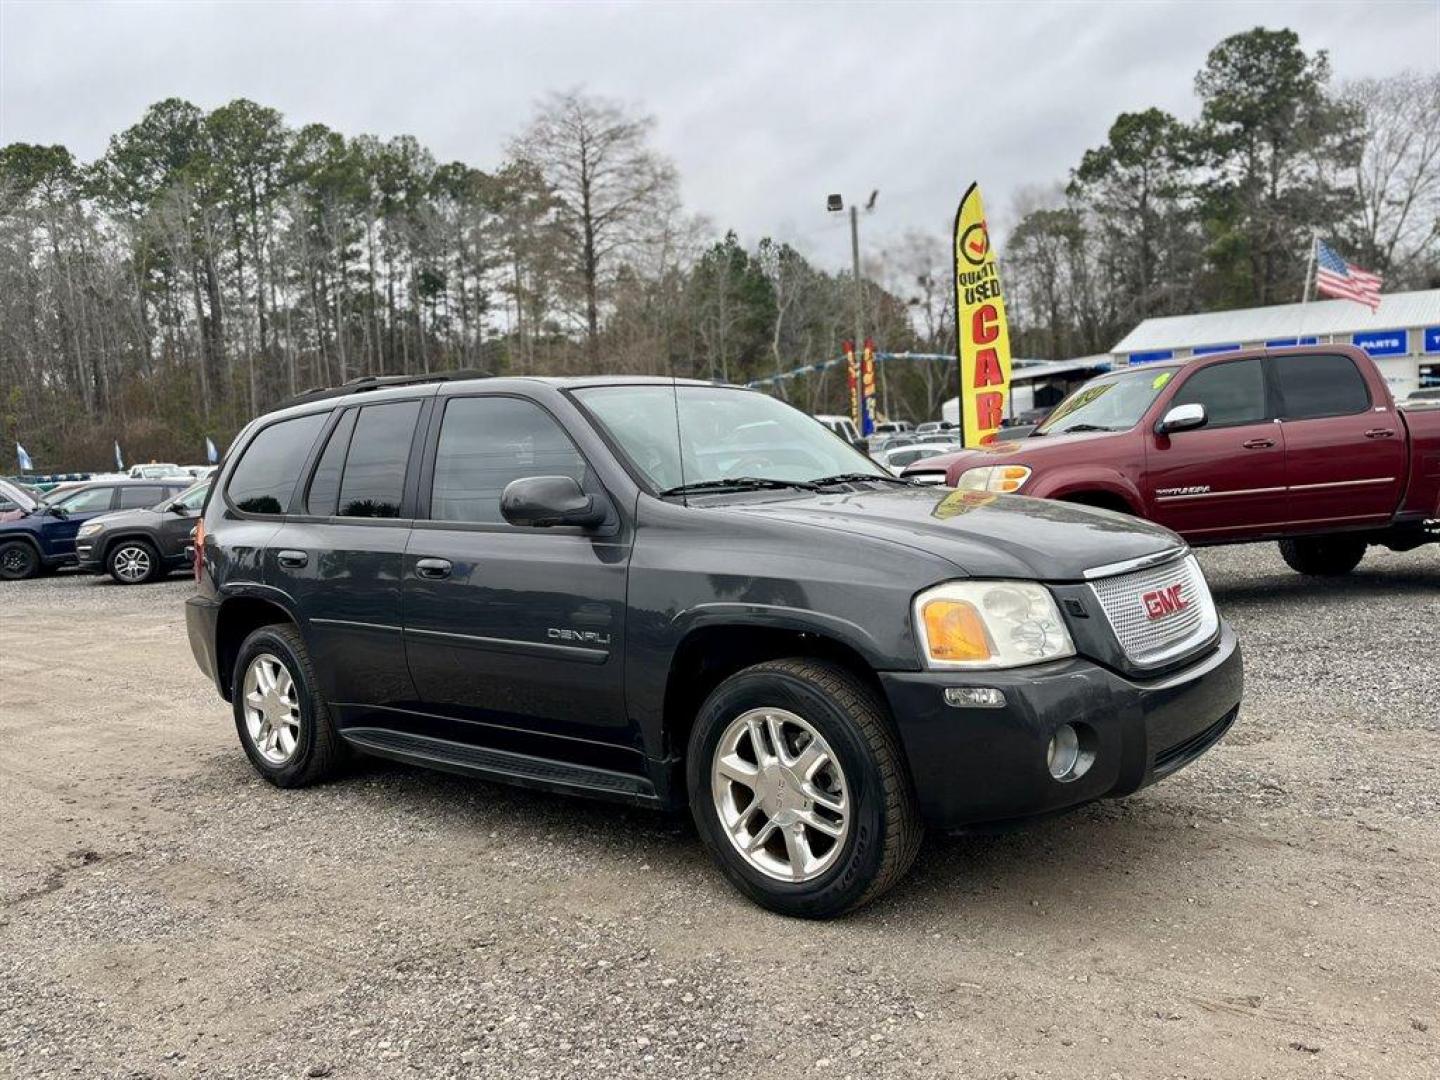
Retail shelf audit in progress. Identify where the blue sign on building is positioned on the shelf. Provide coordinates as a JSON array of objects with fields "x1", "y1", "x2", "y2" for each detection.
[
  {"x1": 1264, "y1": 336, "x2": 1319, "y2": 348},
  {"x1": 1191, "y1": 343, "x2": 1240, "y2": 355},
  {"x1": 1351, "y1": 330, "x2": 1408, "y2": 357},
  {"x1": 1128, "y1": 350, "x2": 1174, "y2": 365},
  {"x1": 1424, "y1": 326, "x2": 1440, "y2": 353}
]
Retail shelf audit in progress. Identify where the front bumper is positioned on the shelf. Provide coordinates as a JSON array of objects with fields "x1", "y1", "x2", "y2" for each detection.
[
  {"x1": 74, "y1": 540, "x2": 100, "y2": 571},
  {"x1": 880, "y1": 622, "x2": 1242, "y2": 830}
]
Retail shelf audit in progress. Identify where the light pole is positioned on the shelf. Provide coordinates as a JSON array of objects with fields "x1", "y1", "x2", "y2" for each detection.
[{"x1": 826, "y1": 190, "x2": 886, "y2": 418}]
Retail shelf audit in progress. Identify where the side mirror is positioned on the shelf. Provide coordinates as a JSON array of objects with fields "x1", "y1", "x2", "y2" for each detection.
[
  {"x1": 168, "y1": 502, "x2": 190, "y2": 515},
  {"x1": 45, "y1": 505, "x2": 67, "y2": 518},
  {"x1": 500, "y1": 476, "x2": 606, "y2": 528},
  {"x1": 1156, "y1": 402, "x2": 1207, "y2": 435}
]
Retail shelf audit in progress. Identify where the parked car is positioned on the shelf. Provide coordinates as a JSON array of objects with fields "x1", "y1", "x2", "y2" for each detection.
[
  {"x1": 0, "y1": 478, "x2": 192, "y2": 580},
  {"x1": 873, "y1": 421, "x2": 912, "y2": 436},
  {"x1": 0, "y1": 478, "x2": 38, "y2": 523},
  {"x1": 915, "y1": 420, "x2": 960, "y2": 437},
  {"x1": 1407, "y1": 387, "x2": 1440, "y2": 403},
  {"x1": 875, "y1": 442, "x2": 963, "y2": 475},
  {"x1": 129, "y1": 463, "x2": 191, "y2": 480},
  {"x1": 183, "y1": 465, "x2": 218, "y2": 480},
  {"x1": 75, "y1": 480, "x2": 211, "y2": 584},
  {"x1": 187, "y1": 372, "x2": 1241, "y2": 917},
  {"x1": 903, "y1": 346, "x2": 1440, "y2": 575},
  {"x1": 813, "y1": 413, "x2": 862, "y2": 446}
]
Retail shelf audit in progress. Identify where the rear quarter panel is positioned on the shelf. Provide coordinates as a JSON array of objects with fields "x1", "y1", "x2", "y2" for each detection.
[{"x1": 1398, "y1": 404, "x2": 1440, "y2": 517}]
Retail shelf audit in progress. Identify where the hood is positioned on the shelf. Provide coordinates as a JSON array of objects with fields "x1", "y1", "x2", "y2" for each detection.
[
  {"x1": 86, "y1": 507, "x2": 163, "y2": 529},
  {"x1": 906, "y1": 429, "x2": 1125, "y2": 477},
  {"x1": 719, "y1": 485, "x2": 1180, "y2": 581}
]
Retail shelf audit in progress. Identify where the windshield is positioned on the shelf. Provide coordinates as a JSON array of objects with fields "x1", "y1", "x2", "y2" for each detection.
[
  {"x1": 1035, "y1": 367, "x2": 1175, "y2": 436},
  {"x1": 574, "y1": 385, "x2": 888, "y2": 492}
]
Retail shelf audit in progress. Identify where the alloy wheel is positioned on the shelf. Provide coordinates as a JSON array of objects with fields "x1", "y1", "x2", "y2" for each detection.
[
  {"x1": 112, "y1": 545, "x2": 152, "y2": 583},
  {"x1": 243, "y1": 653, "x2": 302, "y2": 765},
  {"x1": 710, "y1": 707, "x2": 850, "y2": 882}
]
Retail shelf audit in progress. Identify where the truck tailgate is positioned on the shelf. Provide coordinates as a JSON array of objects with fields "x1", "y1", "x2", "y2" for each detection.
[{"x1": 1398, "y1": 404, "x2": 1440, "y2": 517}]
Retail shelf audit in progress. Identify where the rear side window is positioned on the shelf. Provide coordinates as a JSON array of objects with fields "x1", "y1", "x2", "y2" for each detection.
[
  {"x1": 1170, "y1": 359, "x2": 1267, "y2": 427},
  {"x1": 430, "y1": 397, "x2": 589, "y2": 524},
  {"x1": 1273, "y1": 354, "x2": 1370, "y2": 419},
  {"x1": 226, "y1": 413, "x2": 327, "y2": 515},
  {"x1": 335, "y1": 401, "x2": 421, "y2": 518},
  {"x1": 118, "y1": 486, "x2": 163, "y2": 509},
  {"x1": 305, "y1": 409, "x2": 358, "y2": 517}
]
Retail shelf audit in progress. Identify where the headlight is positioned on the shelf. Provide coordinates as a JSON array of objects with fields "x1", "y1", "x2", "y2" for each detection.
[
  {"x1": 77, "y1": 522, "x2": 102, "y2": 537},
  {"x1": 956, "y1": 465, "x2": 1031, "y2": 493},
  {"x1": 913, "y1": 580, "x2": 1075, "y2": 669}
]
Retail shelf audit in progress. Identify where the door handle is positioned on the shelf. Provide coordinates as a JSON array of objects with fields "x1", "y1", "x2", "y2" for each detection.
[
  {"x1": 1242, "y1": 438, "x2": 1275, "y2": 449},
  {"x1": 277, "y1": 549, "x2": 308, "y2": 568},
  {"x1": 1364, "y1": 428, "x2": 1395, "y2": 439},
  {"x1": 415, "y1": 557, "x2": 452, "y2": 580}
]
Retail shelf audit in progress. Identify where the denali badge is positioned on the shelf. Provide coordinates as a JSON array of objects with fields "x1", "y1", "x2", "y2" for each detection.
[
  {"x1": 548, "y1": 627, "x2": 611, "y2": 646},
  {"x1": 1141, "y1": 584, "x2": 1188, "y2": 620}
]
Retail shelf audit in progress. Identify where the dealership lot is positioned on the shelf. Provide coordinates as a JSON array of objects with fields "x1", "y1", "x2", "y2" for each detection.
[{"x1": 1, "y1": 547, "x2": 1437, "y2": 1079}]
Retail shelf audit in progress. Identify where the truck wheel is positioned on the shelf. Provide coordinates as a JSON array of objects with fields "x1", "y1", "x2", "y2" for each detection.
[
  {"x1": 1278, "y1": 536, "x2": 1366, "y2": 576},
  {"x1": 107, "y1": 539, "x2": 160, "y2": 584},
  {"x1": 0, "y1": 540, "x2": 40, "y2": 581},
  {"x1": 232, "y1": 624, "x2": 345, "y2": 788},
  {"x1": 687, "y1": 658, "x2": 922, "y2": 918}
]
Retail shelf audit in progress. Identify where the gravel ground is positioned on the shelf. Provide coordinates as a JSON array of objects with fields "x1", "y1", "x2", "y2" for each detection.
[{"x1": 1, "y1": 544, "x2": 1437, "y2": 1079}]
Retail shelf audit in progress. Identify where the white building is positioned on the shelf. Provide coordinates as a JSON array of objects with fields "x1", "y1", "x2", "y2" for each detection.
[{"x1": 1111, "y1": 289, "x2": 1440, "y2": 399}]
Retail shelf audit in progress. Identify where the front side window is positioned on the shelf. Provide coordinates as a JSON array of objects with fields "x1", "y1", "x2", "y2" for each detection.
[
  {"x1": 1272, "y1": 354, "x2": 1370, "y2": 419},
  {"x1": 575, "y1": 385, "x2": 887, "y2": 492},
  {"x1": 1169, "y1": 359, "x2": 1267, "y2": 427},
  {"x1": 52, "y1": 486, "x2": 114, "y2": 513},
  {"x1": 335, "y1": 401, "x2": 421, "y2": 518},
  {"x1": 174, "y1": 483, "x2": 211, "y2": 512},
  {"x1": 431, "y1": 397, "x2": 589, "y2": 524},
  {"x1": 226, "y1": 413, "x2": 327, "y2": 515}
]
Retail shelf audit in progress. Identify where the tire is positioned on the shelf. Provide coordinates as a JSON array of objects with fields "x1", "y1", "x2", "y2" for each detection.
[
  {"x1": 231, "y1": 623, "x2": 346, "y2": 788},
  {"x1": 107, "y1": 539, "x2": 160, "y2": 585},
  {"x1": 0, "y1": 540, "x2": 40, "y2": 581},
  {"x1": 687, "y1": 658, "x2": 922, "y2": 919},
  {"x1": 1278, "y1": 535, "x2": 1366, "y2": 576}
]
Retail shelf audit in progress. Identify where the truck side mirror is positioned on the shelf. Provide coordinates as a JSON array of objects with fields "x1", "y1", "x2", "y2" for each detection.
[
  {"x1": 501, "y1": 476, "x2": 606, "y2": 528},
  {"x1": 1156, "y1": 402, "x2": 1207, "y2": 435}
]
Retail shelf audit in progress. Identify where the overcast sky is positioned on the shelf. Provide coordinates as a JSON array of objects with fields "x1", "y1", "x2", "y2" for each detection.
[{"x1": 2, "y1": 0, "x2": 1437, "y2": 270}]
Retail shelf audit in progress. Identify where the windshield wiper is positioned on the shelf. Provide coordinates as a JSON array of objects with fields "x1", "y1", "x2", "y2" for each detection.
[
  {"x1": 808, "y1": 472, "x2": 916, "y2": 487},
  {"x1": 660, "y1": 476, "x2": 821, "y2": 497}
]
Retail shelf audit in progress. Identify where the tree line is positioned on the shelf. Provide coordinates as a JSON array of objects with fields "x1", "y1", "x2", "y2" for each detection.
[{"x1": 2, "y1": 26, "x2": 1436, "y2": 471}]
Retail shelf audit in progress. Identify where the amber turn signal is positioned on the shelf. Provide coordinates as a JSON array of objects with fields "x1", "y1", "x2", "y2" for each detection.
[{"x1": 921, "y1": 599, "x2": 994, "y2": 662}]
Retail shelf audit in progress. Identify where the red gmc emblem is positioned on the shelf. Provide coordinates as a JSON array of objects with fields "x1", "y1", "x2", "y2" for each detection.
[{"x1": 1141, "y1": 584, "x2": 1188, "y2": 620}]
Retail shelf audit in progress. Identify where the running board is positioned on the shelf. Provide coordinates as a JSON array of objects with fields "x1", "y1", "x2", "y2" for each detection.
[{"x1": 341, "y1": 727, "x2": 661, "y2": 807}]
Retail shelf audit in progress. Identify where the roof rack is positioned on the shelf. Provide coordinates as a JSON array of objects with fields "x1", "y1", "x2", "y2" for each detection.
[{"x1": 278, "y1": 369, "x2": 490, "y2": 410}]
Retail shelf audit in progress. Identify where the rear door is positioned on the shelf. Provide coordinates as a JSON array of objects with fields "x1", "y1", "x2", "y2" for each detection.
[
  {"x1": 401, "y1": 392, "x2": 634, "y2": 764},
  {"x1": 1145, "y1": 357, "x2": 1288, "y2": 540},
  {"x1": 1270, "y1": 352, "x2": 1407, "y2": 529},
  {"x1": 265, "y1": 398, "x2": 427, "y2": 710}
]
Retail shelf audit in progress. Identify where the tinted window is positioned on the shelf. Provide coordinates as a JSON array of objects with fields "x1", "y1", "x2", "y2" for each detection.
[
  {"x1": 226, "y1": 413, "x2": 327, "y2": 515},
  {"x1": 336, "y1": 401, "x2": 420, "y2": 518},
  {"x1": 431, "y1": 397, "x2": 588, "y2": 524},
  {"x1": 1170, "y1": 359, "x2": 1266, "y2": 427},
  {"x1": 306, "y1": 409, "x2": 357, "y2": 516},
  {"x1": 118, "y1": 485, "x2": 164, "y2": 509},
  {"x1": 1273, "y1": 354, "x2": 1370, "y2": 419},
  {"x1": 54, "y1": 486, "x2": 114, "y2": 513}
]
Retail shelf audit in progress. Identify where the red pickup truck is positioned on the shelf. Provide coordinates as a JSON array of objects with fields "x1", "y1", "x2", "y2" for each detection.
[{"x1": 905, "y1": 346, "x2": 1440, "y2": 575}]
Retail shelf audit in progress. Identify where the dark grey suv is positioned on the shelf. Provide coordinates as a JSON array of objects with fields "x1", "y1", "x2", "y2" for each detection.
[
  {"x1": 187, "y1": 373, "x2": 1242, "y2": 916},
  {"x1": 75, "y1": 480, "x2": 211, "y2": 583}
]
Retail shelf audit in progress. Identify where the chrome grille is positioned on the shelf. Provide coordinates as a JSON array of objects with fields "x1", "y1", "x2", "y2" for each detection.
[{"x1": 1088, "y1": 553, "x2": 1218, "y2": 667}]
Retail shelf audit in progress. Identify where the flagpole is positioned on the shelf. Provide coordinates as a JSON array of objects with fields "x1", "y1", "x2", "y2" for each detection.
[{"x1": 1297, "y1": 232, "x2": 1318, "y2": 338}]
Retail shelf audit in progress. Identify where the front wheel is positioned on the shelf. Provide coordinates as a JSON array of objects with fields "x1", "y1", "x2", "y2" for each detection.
[
  {"x1": 0, "y1": 540, "x2": 40, "y2": 580},
  {"x1": 108, "y1": 539, "x2": 160, "y2": 584},
  {"x1": 687, "y1": 658, "x2": 922, "y2": 918},
  {"x1": 1278, "y1": 535, "x2": 1366, "y2": 576}
]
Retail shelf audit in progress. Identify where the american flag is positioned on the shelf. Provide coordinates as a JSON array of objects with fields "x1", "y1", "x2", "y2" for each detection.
[{"x1": 1314, "y1": 239, "x2": 1382, "y2": 311}]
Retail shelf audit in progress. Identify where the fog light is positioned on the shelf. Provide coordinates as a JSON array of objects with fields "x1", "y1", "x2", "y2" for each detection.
[
  {"x1": 1047, "y1": 724, "x2": 1080, "y2": 779},
  {"x1": 944, "y1": 686, "x2": 1007, "y2": 709}
]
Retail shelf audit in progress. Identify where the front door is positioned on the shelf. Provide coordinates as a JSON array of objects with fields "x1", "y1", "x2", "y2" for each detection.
[
  {"x1": 155, "y1": 484, "x2": 210, "y2": 560},
  {"x1": 1270, "y1": 352, "x2": 1407, "y2": 529},
  {"x1": 43, "y1": 485, "x2": 120, "y2": 557},
  {"x1": 402, "y1": 393, "x2": 634, "y2": 766},
  {"x1": 1145, "y1": 357, "x2": 1288, "y2": 541}
]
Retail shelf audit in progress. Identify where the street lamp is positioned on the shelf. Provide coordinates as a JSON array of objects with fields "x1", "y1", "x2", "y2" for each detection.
[{"x1": 827, "y1": 190, "x2": 884, "y2": 417}]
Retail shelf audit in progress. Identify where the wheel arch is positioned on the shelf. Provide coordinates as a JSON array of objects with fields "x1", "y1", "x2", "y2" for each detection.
[
  {"x1": 214, "y1": 593, "x2": 300, "y2": 701},
  {"x1": 1038, "y1": 472, "x2": 1146, "y2": 516},
  {"x1": 99, "y1": 529, "x2": 161, "y2": 563}
]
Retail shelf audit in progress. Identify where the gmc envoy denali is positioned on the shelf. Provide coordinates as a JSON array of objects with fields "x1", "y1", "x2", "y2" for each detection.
[{"x1": 187, "y1": 373, "x2": 1243, "y2": 917}]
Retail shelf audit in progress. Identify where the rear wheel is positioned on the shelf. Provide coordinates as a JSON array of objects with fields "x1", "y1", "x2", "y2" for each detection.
[
  {"x1": 1278, "y1": 535, "x2": 1366, "y2": 576},
  {"x1": 0, "y1": 540, "x2": 40, "y2": 581},
  {"x1": 687, "y1": 658, "x2": 921, "y2": 918},
  {"x1": 232, "y1": 624, "x2": 345, "y2": 787},
  {"x1": 107, "y1": 539, "x2": 160, "y2": 584}
]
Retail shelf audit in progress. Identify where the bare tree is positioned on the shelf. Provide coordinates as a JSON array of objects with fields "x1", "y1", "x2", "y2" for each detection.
[{"x1": 510, "y1": 90, "x2": 678, "y2": 367}]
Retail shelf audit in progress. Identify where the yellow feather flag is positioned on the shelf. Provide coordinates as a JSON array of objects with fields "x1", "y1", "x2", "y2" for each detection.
[{"x1": 953, "y1": 183, "x2": 1012, "y2": 446}]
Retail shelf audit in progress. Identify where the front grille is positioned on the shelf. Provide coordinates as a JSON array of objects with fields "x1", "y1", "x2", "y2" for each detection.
[{"x1": 1088, "y1": 553, "x2": 1218, "y2": 667}]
